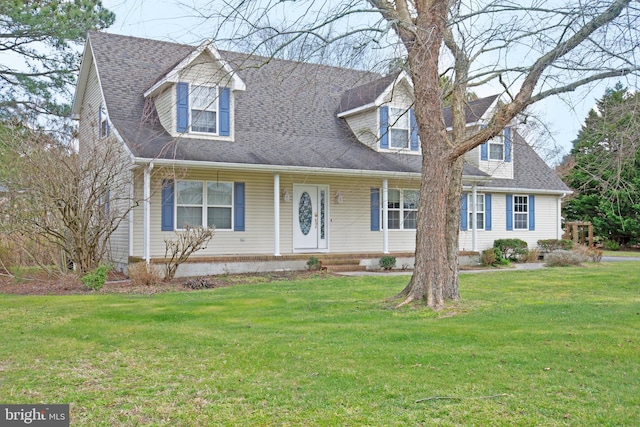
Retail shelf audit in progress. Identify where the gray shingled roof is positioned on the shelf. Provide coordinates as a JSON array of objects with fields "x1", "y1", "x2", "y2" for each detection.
[
  {"x1": 442, "y1": 95, "x2": 500, "y2": 128},
  {"x1": 338, "y1": 72, "x2": 399, "y2": 114},
  {"x1": 87, "y1": 31, "x2": 568, "y2": 191}
]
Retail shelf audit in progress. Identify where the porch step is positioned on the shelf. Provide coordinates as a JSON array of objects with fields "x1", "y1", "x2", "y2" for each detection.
[{"x1": 320, "y1": 258, "x2": 367, "y2": 272}]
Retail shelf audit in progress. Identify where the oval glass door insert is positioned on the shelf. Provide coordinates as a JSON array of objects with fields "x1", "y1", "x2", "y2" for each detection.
[{"x1": 298, "y1": 192, "x2": 313, "y2": 235}]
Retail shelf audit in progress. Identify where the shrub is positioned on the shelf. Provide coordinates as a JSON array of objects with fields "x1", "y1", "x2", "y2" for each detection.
[
  {"x1": 480, "y1": 248, "x2": 498, "y2": 266},
  {"x1": 544, "y1": 250, "x2": 586, "y2": 267},
  {"x1": 183, "y1": 277, "x2": 213, "y2": 290},
  {"x1": 164, "y1": 226, "x2": 214, "y2": 281},
  {"x1": 80, "y1": 264, "x2": 109, "y2": 290},
  {"x1": 306, "y1": 256, "x2": 321, "y2": 271},
  {"x1": 525, "y1": 248, "x2": 541, "y2": 262},
  {"x1": 128, "y1": 262, "x2": 161, "y2": 286},
  {"x1": 603, "y1": 240, "x2": 620, "y2": 251},
  {"x1": 573, "y1": 245, "x2": 603, "y2": 263},
  {"x1": 537, "y1": 239, "x2": 574, "y2": 252},
  {"x1": 379, "y1": 256, "x2": 396, "y2": 270},
  {"x1": 494, "y1": 239, "x2": 528, "y2": 261}
]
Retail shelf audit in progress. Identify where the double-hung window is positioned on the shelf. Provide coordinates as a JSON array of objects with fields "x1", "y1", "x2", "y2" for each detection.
[
  {"x1": 191, "y1": 85, "x2": 218, "y2": 134},
  {"x1": 176, "y1": 180, "x2": 233, "y2": 230},
  {"x1": 468, "y1": 194, "x2": 485, "y2": 230},
  {"x1": 207, "y1": 182, "x2": 232, "y2": 229},
  {"x1": 386, "y1": 189, "x2": 419, "y2": 230},
  {"x1": 489, "y1": 135, "x2": 504, "y2": 160},
  {"x1": 389, "y1": 107, "x2": 409, "y2": 149},
  {"x1": 513, "y1": 195, "x2": 528, "y2": 229}
]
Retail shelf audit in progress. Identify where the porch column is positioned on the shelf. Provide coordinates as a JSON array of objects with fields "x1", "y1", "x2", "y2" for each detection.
[
  {"x1": 471, "y1": 184, "x2": 477, "y2": 252},
  {"x1": 143, "y1": 162, "x2": 153, "y2": 263},
  {"x1": 274, "y1": 173, "x2": 281, "y2": 256},
  {"x1": 382, "y1": 178, "x2": 389, "y2": 254}
]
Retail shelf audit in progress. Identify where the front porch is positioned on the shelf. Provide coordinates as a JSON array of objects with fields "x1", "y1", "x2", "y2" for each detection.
[{"x1": 131, "y1": 251, "x2": 480, "y2": 278}]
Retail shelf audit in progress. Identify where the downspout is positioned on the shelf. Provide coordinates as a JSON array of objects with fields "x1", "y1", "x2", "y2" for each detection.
[
  {"x1": 129, "y1": 170, "x2": 134, "y2": 258},
  {"x1": 472, "y1": 184, "x2": 477, "y2": 252},
  {"x1": 274, "y1": 173, "x2": 281, "y2": 256},
  {"x1": 558, "y1": 193, "x2": 567, "y2": 239},
  {"x1": 143, "y1": 162, "x2": 154, "y2": 264},
  {"x1": 382, "y1": 179, "x2": 389, "y2": 254}
]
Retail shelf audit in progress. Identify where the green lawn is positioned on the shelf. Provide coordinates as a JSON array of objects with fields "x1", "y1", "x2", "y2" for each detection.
[{"x1": 1, "y1": 263, "x2": 639, "y2": 426}]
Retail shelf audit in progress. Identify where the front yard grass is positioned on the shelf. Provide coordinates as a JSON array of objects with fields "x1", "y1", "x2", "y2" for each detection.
[{"x1": 0, "y1": 263, "x2": 638, "y2": 426}]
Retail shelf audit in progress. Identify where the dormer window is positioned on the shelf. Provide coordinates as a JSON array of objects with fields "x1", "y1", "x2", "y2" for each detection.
[
  {"x1": 481, "y1": 127, "x2": 512, "y2": 163},
  {"x1": 379, "y1": 106, "x2": 419, "y2": 152},
  {"x1": 489, "y1": 135, "x2": 504, "y2": 161},
  {"x1": 192, "y1": 85, "x2": 218, "y2": 134},
  {"x1": 176, "y1": 82, "x2": 231, "y2": 137},
  {"x1": 389, "y1": 107, "x2": 410, "y2": 149}
]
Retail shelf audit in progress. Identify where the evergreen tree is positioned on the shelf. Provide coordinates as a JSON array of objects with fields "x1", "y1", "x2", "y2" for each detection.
[
  {"x1": 0, "y1": 0, "x2": 114, "y2": 119},
  {"x1": 563, "y1": 83, "x2": 640, "y2": 245}
]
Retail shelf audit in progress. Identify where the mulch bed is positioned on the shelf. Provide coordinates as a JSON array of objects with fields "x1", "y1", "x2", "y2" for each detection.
[{"x1": 0, "y1": 270, "x2": 337, "y2": 296}]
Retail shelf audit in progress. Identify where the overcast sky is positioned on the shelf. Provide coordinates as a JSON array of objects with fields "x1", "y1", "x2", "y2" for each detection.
[{"x1": 101, "y1": 0, "x2": 631, "y2": 165}]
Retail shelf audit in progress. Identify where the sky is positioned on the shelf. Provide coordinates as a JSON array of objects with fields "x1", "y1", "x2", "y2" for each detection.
[{"x1": 100, "y1": 0, "x2": 630, "y2": 165}]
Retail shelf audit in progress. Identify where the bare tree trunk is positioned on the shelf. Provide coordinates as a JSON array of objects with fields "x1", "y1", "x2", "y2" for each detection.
[
  {"x1": 396, "y1": 0, "x2": 453, "y2": 309},
  {"x1": 444, "y1": 157, "x2": 463, "y2": 301}
]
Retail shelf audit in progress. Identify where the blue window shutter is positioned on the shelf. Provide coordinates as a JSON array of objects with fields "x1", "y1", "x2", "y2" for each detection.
[
  {"x1": 460, "y1": 194, "x2": 468, "y2": 231},
  {"x1": 161, "y1": 179, "x2": 174, "y2": 231},
  {"x1": 176, "y1": 82, "x2": 189, "y2": 132},
  {"x1": 219, "y1": 87, "x2": 230, "y2": 136},
  {"x1": 485, "y1": 194, "x2": 492, "y2": 231},
  {"x1": 504, "y1": 127, "x2": 512, "y2": 162},
  {"x1": 234, "y1": 182, "x2": 245, "y2": 231},
  {"x1": 379, "y1": 106, "x2": 389, "y2": 149},
  {"x1": 410, "y1": 108, "x2": 419, "y2": 151},
  {"x1": 529, "y1": 195, "x2": 535, "y2": 231},
  {"x1": 506, "y1": 194, "x2": 513, "y2": 231},
  {"x1": 370, "y1": 188, "x2": 380, "y2": 231},
  {"x1": 481, "y1": 142, "x2": 488, "y2": 161}
]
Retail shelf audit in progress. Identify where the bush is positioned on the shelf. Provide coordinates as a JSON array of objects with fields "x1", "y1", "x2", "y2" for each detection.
[
  {"x1": 480, "y1": 248, "x2": 498, "y2": 266},
  {"x1": 537, "y1": 239, "x2": 574, "y2": 252},
  {"x1": 544, "y1": 250, "x2": 586, "y2": 267},
  {"x1": 573, "y1": 245, "x2": 603, "y2": 263},
  {"x1": 603, "y1": 240, "x2": 620, "y2": 251},
  {"x1": 80, "y1": 264, "x2": 109, "y2": 290},
  {"x1": 379, "y1": 256, "x2": 396, "y2": 270},
  {"x1": 128, "y1": 262, "x2": 161, "y2": 286},
  {"x1": 525, "y1": 248, "x2": 541, "y2": 262},
  {"x1": 183, "y1": 277, "x2": 213, "y2": 289},
  {"x1": 306, "y1": 256, "x2": 321, "y2": 271},
  {"x1": 494, "y1": 239, "x2": 529, "y2": 261}
]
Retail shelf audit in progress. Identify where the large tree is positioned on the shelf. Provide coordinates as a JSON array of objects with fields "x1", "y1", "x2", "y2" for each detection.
[
  {"x1": 202, "y1": 0, "x2": 639, "y2": 308},
  {"x1": 0, "y1": 0, "x2": 114, "y2": 119},
  {"x1": 562, "y1": 83, "x2": 640, "y2": 245}
]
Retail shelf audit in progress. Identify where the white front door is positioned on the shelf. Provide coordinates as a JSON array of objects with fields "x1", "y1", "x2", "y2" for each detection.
[{"x1": 293, "y1": 185, "x2": 328, "y2": 251}]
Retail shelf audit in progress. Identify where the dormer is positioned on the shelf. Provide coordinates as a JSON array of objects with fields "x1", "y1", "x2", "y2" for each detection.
[
  {"x1": 143, "y1": 40, "x2": 246, "y2": 140},
  {"x1": 338, "y1": 72, "x2": 420, "y2": 154},
  {"x1": 447, "y1": 95, "x2": 515, "y2": 180}
]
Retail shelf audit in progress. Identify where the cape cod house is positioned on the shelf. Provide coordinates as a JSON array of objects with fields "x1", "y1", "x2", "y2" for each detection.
[{"x1": 71, "y1": 31, "x2": 571, "y2": 276}]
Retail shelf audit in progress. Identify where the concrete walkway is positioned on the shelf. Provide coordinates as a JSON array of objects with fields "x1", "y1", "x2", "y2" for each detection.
[{"x1": 339, "y1": 257, "x2": 640, "y2": 276}]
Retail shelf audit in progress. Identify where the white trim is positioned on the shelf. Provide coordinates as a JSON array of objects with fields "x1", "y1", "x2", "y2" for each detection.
[
  {"x1": 337, "y1": 71, "x2": 413, "y2": 118},
  {"x1": 463, "y1": 186, "x2": 571, "y2": 196},
  {"x1": 144, "y1": 40, "x2": 246, "y2": 98}
]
